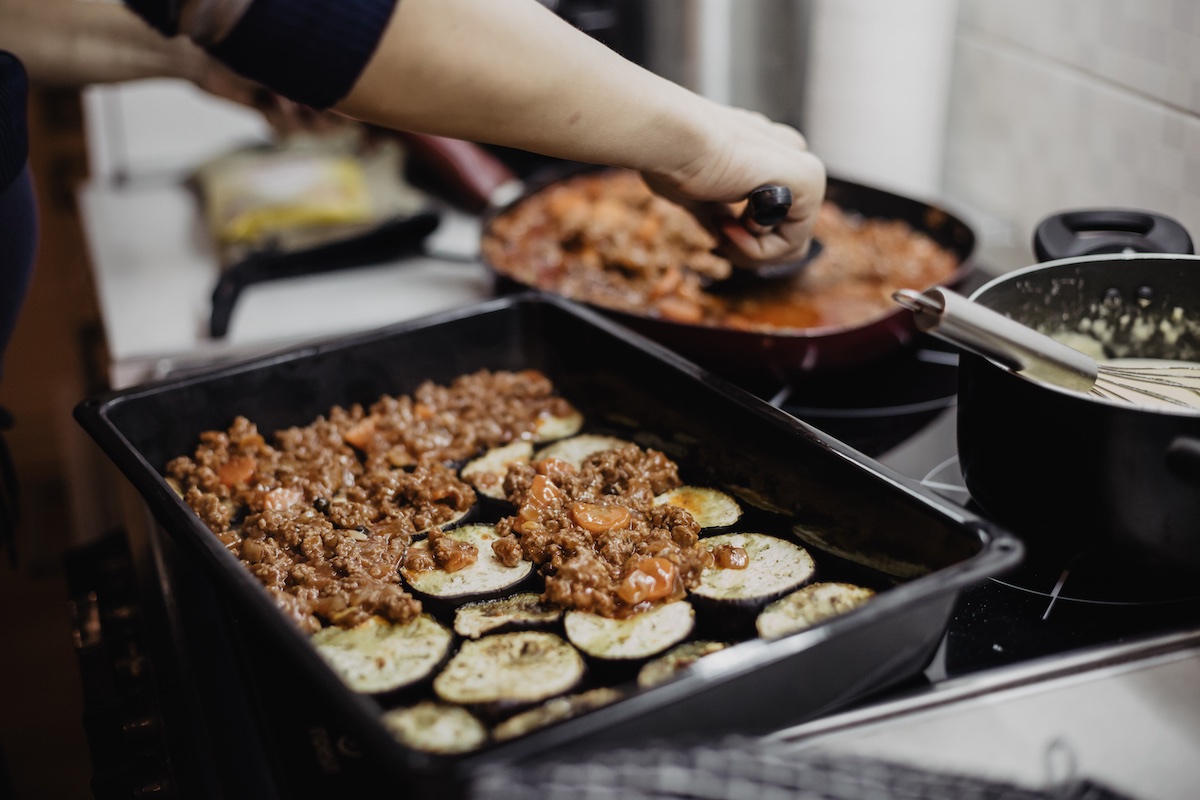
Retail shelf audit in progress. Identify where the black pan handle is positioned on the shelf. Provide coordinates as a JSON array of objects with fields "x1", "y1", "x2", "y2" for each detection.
[
  {"x1": 742, "y1": 184, "x2": 792, "y2": 234},
  {"x1": 1033, "y1": 209, "x2": 1194, "y2": 261},
  {"x1": 1166, "y1": 437, "x2": 1200, "y2": 487}
]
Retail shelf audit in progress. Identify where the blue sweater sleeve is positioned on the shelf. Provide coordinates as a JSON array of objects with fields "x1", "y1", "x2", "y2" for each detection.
[
  {"x1": 0, "y1": 52, "x2": 28, "y2": 192},
  {"x1": 0, "y1": 52, "x2": 37, "y2": 378},
  {"x1": 123, "y1": 0, "x2": 398, "y2": 110}
]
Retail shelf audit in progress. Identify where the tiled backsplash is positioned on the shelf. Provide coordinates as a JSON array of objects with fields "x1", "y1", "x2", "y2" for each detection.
[{"x1": 942, "y1": 0, "x2": 1200, "y2": 271}]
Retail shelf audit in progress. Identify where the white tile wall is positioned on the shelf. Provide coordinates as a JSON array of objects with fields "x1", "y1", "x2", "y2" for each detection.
[{"x1": 943, "y1": 0, "x2": 1200, "y2": 270}]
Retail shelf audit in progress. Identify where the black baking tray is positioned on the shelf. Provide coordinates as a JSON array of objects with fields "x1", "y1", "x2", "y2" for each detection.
[{"x1": 74, "y1": 292, "x2": 1022, "y2": 798}]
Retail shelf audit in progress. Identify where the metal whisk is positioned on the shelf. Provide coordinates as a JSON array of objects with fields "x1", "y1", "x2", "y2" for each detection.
[{"x1": 893, "y1": 287, "x2": 1200, "y2": 409}]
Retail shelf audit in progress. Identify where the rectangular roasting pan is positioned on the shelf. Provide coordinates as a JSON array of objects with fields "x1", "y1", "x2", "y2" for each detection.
[{"x1": 74, "y1": 292, "x2": 1023, "y2": 798}]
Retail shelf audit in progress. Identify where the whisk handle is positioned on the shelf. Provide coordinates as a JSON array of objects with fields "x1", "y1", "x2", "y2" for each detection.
[{"x1": 894, "y1": 288, "x2": 1100, "y2": 392}]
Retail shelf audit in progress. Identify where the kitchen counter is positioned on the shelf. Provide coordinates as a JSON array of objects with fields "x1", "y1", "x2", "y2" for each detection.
[
  {"x1": 77, "y1": 78, "x2": 494, "y2": 391},
  {"x1": 78, "y1": 176, "x2": 491, "y2": 390},
  {"x1": 772, "y1": 630, "x2": 1200, "y2": 800}
]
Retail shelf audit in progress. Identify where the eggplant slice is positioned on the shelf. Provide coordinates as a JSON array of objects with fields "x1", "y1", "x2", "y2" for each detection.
[
  {"x1": 402, "y1": 523, "x2": 533, "y2": 603},
  {"x1": 432, "y1": 631, "x2": 586, "y2": 709},
  {"x1": 460, "y1": 440, "x2": 534, "y2": 501},
  {"x1": 690, "y1": 533, "x2": 816, "y2": 609},
  {"x1": 564, "y1": 600, "x2": 695, "y2": 662},
  {"x1": 756, "y1": 581, "x2": 877, "y2": 640},
  {"x1": 311, "y1": 614, "x2": 453, "y2": 695},
  {"x1": 636, "y1": 640, "x2": 729, "y2": 689},
  {"x1": 653, "y1": 485, "x2": 743, "y2": 530},
  {"x1": 491, "y1": 687, "x2": 625, "y2": 742},
  {"x1": 454, "y1": 592, "x2": 563, "y2": 640},
  {"x1": 532, "y1": 433, "x2": 634, "y2": 467},
  {"x1": 381, "y1": 701, "x2": 489, "y2": 755},
  {"x1": 534, "y1": 408, "x2": 585, "y2": 442}
]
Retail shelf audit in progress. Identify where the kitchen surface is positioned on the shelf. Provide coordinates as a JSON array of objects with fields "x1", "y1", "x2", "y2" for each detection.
[{"x1": 3, "y1": 1, "x2": 1200, "y2": 799}]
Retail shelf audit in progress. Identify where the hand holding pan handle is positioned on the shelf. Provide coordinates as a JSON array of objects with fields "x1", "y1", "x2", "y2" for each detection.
[
  {"x1": 710, "y1": 184, "x2": 823, "y2": 288},
  {"x1": 743, "y1": 184, "x2": 794, "y2": 233}
]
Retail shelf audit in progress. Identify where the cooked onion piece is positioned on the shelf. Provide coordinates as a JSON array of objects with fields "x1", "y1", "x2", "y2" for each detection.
[
  {"x1": 756, "y1": 581, "x2": 876, "y2": 640},
  {"x1": 433, "y1": 631, "x2": 585, "y2": 708},
  {"x1": 564, "y1": 600, "x2": 695, "y2": 662},
  {"x1": 402, "y1": 523, "x2": 532, "y2": 603},
  {"x1": 532, "y1": 434, "x2": 634, "y2": 468},
  {"x1": 492, "y1": 687, "x2": 624, "y2": 742},
  {"x1": 381, "y1": 701, "x2": 489, "y2": 754},
  {"x1": 454, "y1": 592, "x2": 563, "y2": 640},
  {"x1": 636, "y1": 640, "x2": 729, "y2": 689},
  {"x1": 691, "y1": 533, "x2": 816, "y2": 609},
  {"x1": 653, "y1": 485, "x2": 742, "y2": 530},
  {"x1": 461, "y1": 441, "x2": 534, "y2": 500},
  {"x1": 311, "y1": 614, "x2": 453, "y2": 695}
]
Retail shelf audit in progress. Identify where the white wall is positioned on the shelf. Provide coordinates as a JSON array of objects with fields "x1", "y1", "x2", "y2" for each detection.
[{"x1": 942, "y1": 0, "x2": 1200, "y2": 268}]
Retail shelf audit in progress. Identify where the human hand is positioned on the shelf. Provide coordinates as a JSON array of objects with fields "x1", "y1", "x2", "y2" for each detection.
[{"x1": 639, "y1": 105, "x2": 826, "y2": 270}]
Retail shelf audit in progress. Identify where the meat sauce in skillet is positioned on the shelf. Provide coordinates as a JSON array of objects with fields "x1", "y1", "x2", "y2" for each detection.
[{"x1": 481, "y1": 169, "x2": 959, "y2": 331}]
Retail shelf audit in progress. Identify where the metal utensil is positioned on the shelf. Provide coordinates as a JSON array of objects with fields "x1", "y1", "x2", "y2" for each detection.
[{"x1": 894, "y1": 286, "x2": 1200, "y2": 408}]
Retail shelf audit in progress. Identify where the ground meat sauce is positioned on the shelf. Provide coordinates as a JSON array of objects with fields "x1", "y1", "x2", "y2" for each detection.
[
  {"x1": 165, "y1": 368, "x2": 736, "y2": 634},
  {"x1": 481, "y1": 169, "x2": 959, "y2": 330},
  {"x1": 494, "y1": 444, "x2": 713, "y2": 618},
  {"x1": 165, "y1": 370, "x2": 576, "y2": 634}
]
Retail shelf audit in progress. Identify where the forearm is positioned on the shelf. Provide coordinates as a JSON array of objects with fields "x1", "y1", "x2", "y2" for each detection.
[
  {"x1": 0, "y1": 0, "x2": 209, "y2": 87},
  {"x1": 336, "y1": 0, "x2": 714, "y2": 180}
]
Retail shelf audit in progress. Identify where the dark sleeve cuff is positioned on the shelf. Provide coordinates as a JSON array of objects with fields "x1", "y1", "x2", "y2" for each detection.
[
  {"x1": 122, "y1": 0, "x2": 185, "y2": 36},
  {"x1": 208, "y1": 0, "x2": 399, "y2": 110}
]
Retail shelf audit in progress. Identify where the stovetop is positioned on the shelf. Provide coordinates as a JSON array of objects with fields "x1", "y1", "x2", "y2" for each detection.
[{"x1": 754, "y1": 335, "x2": 1200, "y2": 683}]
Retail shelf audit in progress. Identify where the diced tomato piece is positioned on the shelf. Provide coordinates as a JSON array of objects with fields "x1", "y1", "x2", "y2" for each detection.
[
  {"x1": 617, "y1": 557, "x2": 678, "y2": 605},
  {"x1": 570, "y1": 502, "x2": 632, "y2": 533},
  {"x1": 342, "y1": 417, "x2": 377, "y2": 449},
  {"x1": 527, "y1": 474, "x2": 564, "y2": 507},
  {"x1": 218, "y1": 455, "x2": 255, "y2": 487},
  {"x1": 263, "y1": 486, "x2": 303, "y2": 512}
]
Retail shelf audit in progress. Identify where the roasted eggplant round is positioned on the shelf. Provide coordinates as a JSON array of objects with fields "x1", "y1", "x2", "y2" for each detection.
[
  {"x1": 432, "y1": 630, "x2": 586, "y2": 713},
  {"x1": 491, "y1": 687, "x2": 624, "y2": 742},
  {"x1": 454, "y1": 592, "x2": 563, "y2": 640},
  {"x1": 689, "y1": 533, "x2": 816, "y2": 635},
  {"x1": 563, "y1": 600, "x2": 695, "y2": 663},
  {"x1": 380, "y1": 701, "x2": 489, "y2": 754},
  {"x1": 756, "y1": 581, "x2": 876, "y2": 640},
  {"x1": 311, "y1": 614, "x2": 453, "y2": 695},
  {"x1": 402, "y1": 523, "x2": 534, "y2": 609},
  {"x1": 653, "y1": 485, "x2": 743, "y2": 530},
  {"x1": 636, "y1": 640, "x2": 729, "y2": 689}
]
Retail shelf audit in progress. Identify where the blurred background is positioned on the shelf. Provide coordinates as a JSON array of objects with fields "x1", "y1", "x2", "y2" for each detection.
[{"x1": 2, "y1": 0, "x2": 1198, "y2": 797}]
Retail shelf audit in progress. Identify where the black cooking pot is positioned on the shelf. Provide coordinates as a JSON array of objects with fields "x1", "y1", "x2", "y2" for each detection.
[
  {"x1": 955, "y1": 209, "x2": 1200, "y2": 571},
  {"x1": 478, "y1": 163, "x2": 976, "y2": 384}
]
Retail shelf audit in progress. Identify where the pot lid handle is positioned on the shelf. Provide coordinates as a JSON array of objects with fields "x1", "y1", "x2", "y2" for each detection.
[{"x1": 1033, "y1": 209, "x2": 1194, "y2": 261}]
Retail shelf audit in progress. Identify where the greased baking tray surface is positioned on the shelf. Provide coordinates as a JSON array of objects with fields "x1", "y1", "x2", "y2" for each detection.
[{"x1": 74, "y1": 292, "x2": 1021, "y2": 797}]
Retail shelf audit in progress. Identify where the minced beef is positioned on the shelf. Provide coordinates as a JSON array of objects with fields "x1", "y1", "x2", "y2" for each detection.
[
  {"x1": 495, "y1": 444, "x2": 710, "y2": 617},
  {"x1": 482, "y1": 169, "x2": 960, "y2": 331},
  {"x1": 168, "y1": 369, "x2": 727, "y2": 630},
  {"x1": 165, "y1": 370, "x2": 576, "y2": 634}
]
